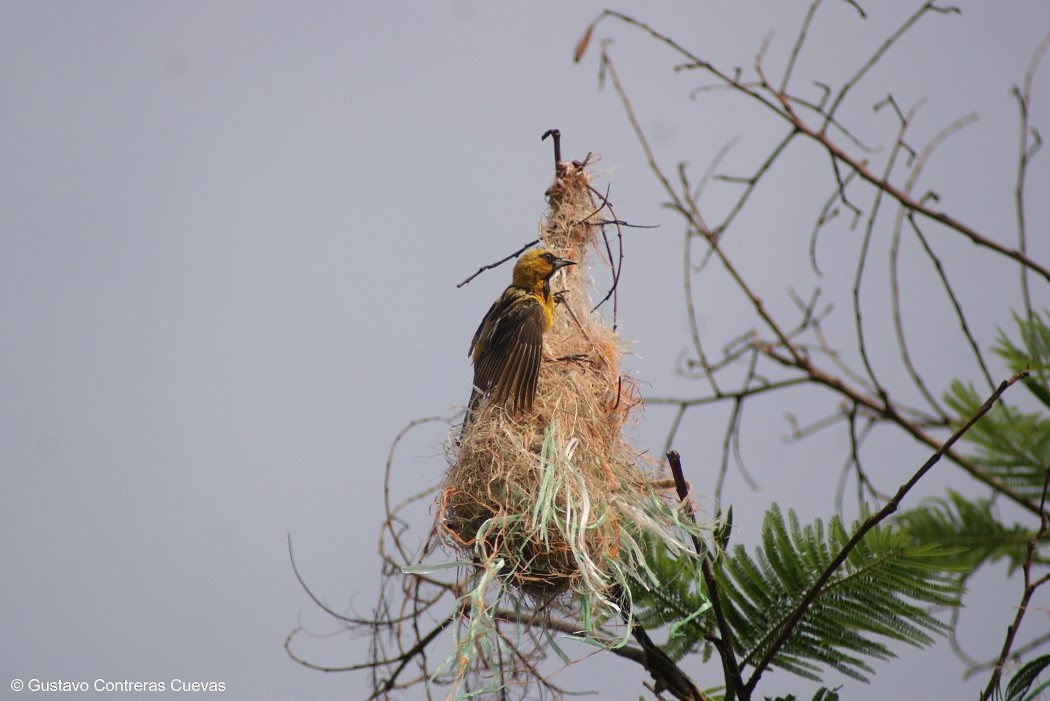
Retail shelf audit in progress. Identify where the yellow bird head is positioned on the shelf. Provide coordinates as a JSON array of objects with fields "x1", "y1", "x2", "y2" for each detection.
[{"x1": 512, "y1": 249, "x2": 576, "y2": 291}]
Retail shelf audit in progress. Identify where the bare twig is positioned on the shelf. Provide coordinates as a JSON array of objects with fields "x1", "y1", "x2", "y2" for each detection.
[
  {"x1": 456, "y1": 241, "x2": 540, "y2": 288},
  {"x1": 1014, "y1": 34, "x2": 1050, "y2": 321},
  {"x1": 383, "y1": 415, "x2": 451, "y2": 566},
  {"x1": 710, "y1": 130, "x2": 796, "y2": 239},
  {"x1": 745, "y1": 370, "x2": 1029, "y2": 694},
  {"x1": 542, "y1": 128, "x2": 562, "y2": 167},
  {"x1": 679, "y1": 207, "x2": 720, "y2": 397},
  {"x1": 888, "y1": 112, "x2": 978, "y2": 417},
  {"x1": 668, "y1": 451, "x2": 746, "y2": 700},
  {"x1": 964, "y1": 631, "x2": 1050, "y2": 680},
  {"x1": 906, "y1": 212, "x2": 996, "y2": 395},
  {"x1": 594, "y1": 9, "x2": 1050, "y2": 282},
  {"x1": 780, "y1": 0, "x2": 822, "y2": 94},
  {"x1": 585, "y1": 183, "x2": 626, "y2": 319},
  {"x1": 787, "y1": 99, "x2": 1050, "y2": 281},
  {"x1": 760, "y1": 345, "x2": 1043, "y2": 515},
  {"x1": 821, "y1": 2, "x2": 952, "y2": 129},
  {"x1": 981, "y1": 465, "x2": 1050, "y2": 700}
]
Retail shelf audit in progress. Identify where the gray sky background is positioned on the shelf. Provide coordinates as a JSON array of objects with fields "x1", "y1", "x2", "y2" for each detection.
[{"x1": 2, "y1": 2, "x2": 1048, "y2": 700}]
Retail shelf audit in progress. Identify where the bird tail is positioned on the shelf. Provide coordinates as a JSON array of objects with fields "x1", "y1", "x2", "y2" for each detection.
[{"x1": 462, "y1": 385, "x2": 485, "y2": 430}]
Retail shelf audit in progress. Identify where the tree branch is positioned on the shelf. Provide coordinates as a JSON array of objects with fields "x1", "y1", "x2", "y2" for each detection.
[
  {"x1": 981, "y1": 464, "x2": 1050, "y2": 700},
  {"x1": 668, "y1": 450, "x2": 746, "y2": 700},
  {"x1": 745, "y1": 370, "x2": 1029, "y2": 694}
]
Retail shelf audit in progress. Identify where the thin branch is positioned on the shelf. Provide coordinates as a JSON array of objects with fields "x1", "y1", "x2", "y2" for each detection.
[
  {"x1": 889, "y1": 112, "x2": 978, "y2": 416},
  {"x1": 680, "y1": 219, "x2": 720, "y2": 397},
  {"x1": 383, "y1": 415, "x2": 452, "y2": 566},
  {"x1": 645, "y1": 377, "x2": 810, "y2": 410},
  {"x1": 369, "y1": 619, "x2": 452, "y2": 698},
  {"x1": 594, "y1": 10, "x2": 1050, "y2": 282},
  {"x1": 786, "y1": 96, "x2": 1050, "y2": 281},
  {"x1": 542, "y1": 128, "x2": 562, "y2": 168},
  {"x1": 284, "y1": 617, "x2": 451, "y2": 680},
  {"x1": 981, "y1": 464, "x2": 1050, "y2": 700},
  {"x1": 1014, "y1": 34, "x2": 1050, "y2": 321},
  {"x1": 744, "y1": 370, "x2": 1029, "y2": 694},
  {"x1": 834, "y1": 406, "x2": 883, "y2": 518},
  {"x1": 668, "y1": 450, "x2": 746, "y2": 700},
  {"x1": 809, "y1": 167, "x2": 859, "y2": 276},
  {"x1": 598, "y1": 46, "x2": 689, "y2": 217},
  {"x1": 726, "y1": 351, "x2": 762, "y2": 495},
  {"x1": 585, "y1": 182, "x2": 627, "y2": 319},
  {"x1": 760, "y1": 345, "x2": 1042, "y2": 515},
  {"x1": 964, "y1": 631, "x2": 1050, "y2": 680},
  {"x1": 456, "y1": 241, "x2": 539, "y2": 288},
  {"x1": 288, "y1": 534, "x2": 365, "y2": 625},
  {"x1": 907, "y1": 212, "x2": 997, "y2": 395},
  {"x1": 711, "y1": 129, "x2": 796, "y2": 238},
  {"x1": 692, "y1": 136, "x2": 741, "y2": 204},
  {"x1": 821, "y1": 2, "x2": 953, "y2": 128},
  {"x1": 780, "y1": 0, "x2": 823, "y2": 93}
]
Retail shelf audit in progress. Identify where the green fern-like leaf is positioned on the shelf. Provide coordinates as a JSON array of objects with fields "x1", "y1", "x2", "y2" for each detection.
[
  {"x1": 1004, "y1": 654, "x2": 1050, "y2": 701},
  {"x1": 764, "y1": 689, "x2": 840, "y2": 701},
  {"x1": 944, "y1": 380, "x2": 1050, "y2": 501},
  {"x1": 893, "y1": 490, "x2": 1042, "y2": 574},
  {"x1": 714, "y1": 505, "x2": 963, "y2": 683},
  {"x1": 947, "y1": 310, "x2": 1050, "y2": 502},
  {"x1": 629, "y1": 506, "x2": 964, "y2": 684},
  {"x1": 628, "y1": 537, "x2": 710, "y2": 662},
  {"x1": 995, "y1": 311, "x2": 1050, "y2": 409}
]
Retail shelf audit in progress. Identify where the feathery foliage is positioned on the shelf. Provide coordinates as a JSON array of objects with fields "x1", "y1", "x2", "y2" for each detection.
[
  {"x1": 764, "y1": 689, "x2": 840, "y2": 701},
  {"x1": 944, "y1": 379, "x2": 1050, "y2": 500},
  {"x1": 631, "y1": 504, "x2": 964, "y2": 685},
  {"x1": 995, "y1": 312, "x2": 1050, "y2": 410},
  {"x1": 893, "y1": 490, "x2": 1043, "y2": 574},
  {"x1": 716, "y1": 505, "x2": 963, "y2": 682},
  {"x1": 943, "y1": 313, "x2": 1050, "y2": 502},
  {"x1": 1003, "y1": 654, "x2": 1050, "y2": 701},
  {"x1": 629, "y1": 535, "x2": 710, "y2": 663}
]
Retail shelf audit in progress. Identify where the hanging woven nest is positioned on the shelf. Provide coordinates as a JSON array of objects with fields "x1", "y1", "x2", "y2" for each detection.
[{"x1": 438, "y1": 150, "x2": 700, "y2": 607}]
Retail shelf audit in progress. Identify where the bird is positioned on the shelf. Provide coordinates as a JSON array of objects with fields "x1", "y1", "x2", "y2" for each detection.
[{"x1": 467, "y1": 248, "x2": 577, "y2": 418}]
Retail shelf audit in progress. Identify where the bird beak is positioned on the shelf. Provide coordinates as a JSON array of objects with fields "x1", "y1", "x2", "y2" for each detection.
[{"x1": 553, "y1": 257, "x2": 576, "y2": 271}]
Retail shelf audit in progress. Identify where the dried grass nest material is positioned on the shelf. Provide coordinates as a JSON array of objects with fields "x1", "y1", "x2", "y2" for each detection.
[{"x1": 438, "y1": 159, "x2": 698, "y2": 602}]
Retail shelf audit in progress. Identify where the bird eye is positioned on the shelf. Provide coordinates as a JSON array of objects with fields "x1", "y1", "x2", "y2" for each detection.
[{"x1": 542, "y1": 253, "x2": 556, "y2": 263}]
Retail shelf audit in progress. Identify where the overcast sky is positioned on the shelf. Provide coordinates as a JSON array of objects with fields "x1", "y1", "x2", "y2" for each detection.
[{"x1": 2, "y1": 2, "x2": 1048, "y2": 700}]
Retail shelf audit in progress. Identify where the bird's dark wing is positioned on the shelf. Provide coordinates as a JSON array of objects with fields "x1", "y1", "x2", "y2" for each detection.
[{"x1": 470, "y1": 290, "x2": 544, "y2": 414}]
